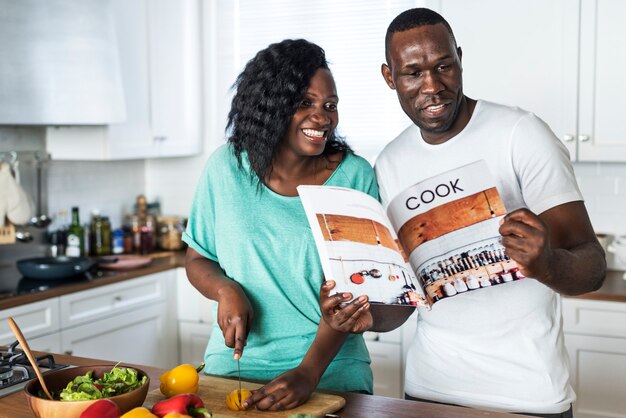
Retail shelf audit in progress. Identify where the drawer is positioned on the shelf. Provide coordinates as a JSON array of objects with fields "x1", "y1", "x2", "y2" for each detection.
[
  {"x1": 60, "y1": 272, "x2": 169, "y2": 328},
  {"x1": 562, "y1": 297, "x2": 626, "y2": 338},
  {"x1": 0, "y1": 298, "x2": 60, "y2": 342}
]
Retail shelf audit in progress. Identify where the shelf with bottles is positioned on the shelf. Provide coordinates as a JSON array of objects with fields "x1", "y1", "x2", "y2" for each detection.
[{"x1": 419, "y1": 245, "x2": 524, "y2": 301}]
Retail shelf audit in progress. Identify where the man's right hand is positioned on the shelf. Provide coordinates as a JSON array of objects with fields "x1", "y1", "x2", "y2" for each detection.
[
  {"x1": 217, "y1": 283, "x2": 254, "y2": 359},
  {"x1": 319, "y1": 280, "x2": 373, "y2": 334}
]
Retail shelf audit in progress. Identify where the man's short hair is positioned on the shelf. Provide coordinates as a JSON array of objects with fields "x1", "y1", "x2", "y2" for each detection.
[{"x1": 385, "y1": 8, "x2": 457, "y2": 64}]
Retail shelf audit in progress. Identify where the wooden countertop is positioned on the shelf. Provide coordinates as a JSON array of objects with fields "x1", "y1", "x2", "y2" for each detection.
[
  {"x1": 1, "y1": 352, "x2": 531, "y2": 418},
  {"x1": 0, "y1": 252, "x2": 186, "y2": 311}
]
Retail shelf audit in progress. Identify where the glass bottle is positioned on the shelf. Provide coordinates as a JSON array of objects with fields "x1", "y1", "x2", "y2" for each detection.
[
  {"x1": 66, "y1": 207, "x2": 84, "y2": 257},
  {"x1": 131, "y1": 194, "x2": 155, "y2": 254}
]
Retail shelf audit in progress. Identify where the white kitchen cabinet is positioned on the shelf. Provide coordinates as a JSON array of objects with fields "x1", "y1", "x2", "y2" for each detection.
[
  {"x1": 0, "y1": 298, "x2": 61, "y2": 348},
  {"x1": 562, "y1": 297, "x2": 626, "y2": 418},
  {"x1": 58, "y1": 271, "x2": 178, "y2": 369},
  {"x1": 178, "y1": 322, "x2": 212, "y2": 365},
  {"x1": 576, "y1": 0, "x2": 626, "y2": 161},
  {"x1": 60, "y1": 303, "x2": 169, "y2": 368},
  {"x1": 176, "y1": 267, "x2": 214, "y2": 364},
  {"x1": 28, "y1": 333, "x2": 62, "y2": 354},
  {"x1": 364, "y1": 328, "x2": 403, "y2": 398},
  {"x1": 437, "y1": 0, "x2": 626, "y2": 161},
  {"x1": 46, "y1": 0, "x2": 202, "y2": 160},
  {"x1": 59, "y1": 272, "x2": 168, "y2": 328},
  {"x1": 361, "y1": 311, "x2": 417, "y2": 399}
]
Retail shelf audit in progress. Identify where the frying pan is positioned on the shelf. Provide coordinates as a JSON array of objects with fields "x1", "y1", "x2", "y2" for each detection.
[{"x1": 16, "y1": 256, "x2": 115, "y2": 280}]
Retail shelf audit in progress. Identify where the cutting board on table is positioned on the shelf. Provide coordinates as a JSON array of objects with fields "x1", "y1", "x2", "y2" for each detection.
[{"x1": 144, "y1": 374, "x2": 346, "y2": 417}]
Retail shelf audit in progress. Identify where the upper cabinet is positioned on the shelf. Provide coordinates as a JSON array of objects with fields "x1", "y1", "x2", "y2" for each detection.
[
  {"x1": 438, "y1": 0, "x2": 626, "y2": 161},
  {"x1": 46, "y1": 0, "x2": 202, "y2": 160},
  {"x1": 577, "y1": 0, "x2": 625, "y2": 161}
]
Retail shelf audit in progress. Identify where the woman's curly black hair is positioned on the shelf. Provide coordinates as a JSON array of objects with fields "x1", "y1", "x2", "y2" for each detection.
[{"x1": 226, "y1": 39, "x2": 351, "y2": 185}]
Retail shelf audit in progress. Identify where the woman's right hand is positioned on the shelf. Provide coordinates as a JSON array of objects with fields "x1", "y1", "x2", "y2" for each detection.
[
  {"x1": 217, "y1": 282, "x2": 254, "y2": 359},
  {"x1": 319, "y1": 280, "x2": 372, "y2": 334}
]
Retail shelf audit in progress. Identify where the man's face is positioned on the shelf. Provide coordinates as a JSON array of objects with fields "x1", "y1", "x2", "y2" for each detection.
[{"x1": 382, "y1": 23, "x2": 464, "y2": 144}]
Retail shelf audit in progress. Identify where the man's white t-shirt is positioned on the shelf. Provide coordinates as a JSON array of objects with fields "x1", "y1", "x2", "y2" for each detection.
[{"x1": 375, "y1": 100, "x2": 581, "y2": 414}]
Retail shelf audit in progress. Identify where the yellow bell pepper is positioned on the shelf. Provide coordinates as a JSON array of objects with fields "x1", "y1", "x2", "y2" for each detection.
[
  {"x1": 225, "y1": 389, "x2": 252, "y2": 411},
  {"x1": 159, "y1": 363, "x2": 205, "y2": 397},
  {"x1": 120, "y1": 407, "x2": 158, "y2": 418},
  {"x1": 163, "y1": 414, "x2": 193, "y2": 418}
]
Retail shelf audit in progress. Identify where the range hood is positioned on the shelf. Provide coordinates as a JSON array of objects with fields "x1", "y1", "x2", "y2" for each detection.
[{"x1": 0, "y1": 0, "x2": 126, "y2": 125}]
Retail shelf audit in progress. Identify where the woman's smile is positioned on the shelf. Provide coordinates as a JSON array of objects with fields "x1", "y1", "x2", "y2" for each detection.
[{"x1": 302, "y1": 128, "x2": 327, "y2": 144}]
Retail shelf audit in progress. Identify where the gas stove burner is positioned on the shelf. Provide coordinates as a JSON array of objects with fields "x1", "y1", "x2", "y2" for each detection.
[
  {"x1": 0, "y1": 340, "x2": 69, "y2": 397},
  {"x1": 0, "y1": 367, "x2": 13, "y2": 382}
]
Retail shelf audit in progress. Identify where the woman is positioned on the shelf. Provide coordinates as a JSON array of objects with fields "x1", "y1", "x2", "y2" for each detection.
[{"x1": 182, "y1": 39, "x2": 377, "y2": 410}]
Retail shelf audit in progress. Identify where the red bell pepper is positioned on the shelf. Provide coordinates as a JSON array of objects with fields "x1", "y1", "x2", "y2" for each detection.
[
  {"x1": 151, "y1": 393, "x2": 211, "y2": 418},
  {"x1": 79, "y1": 398, "x2": 122, "y2": 418}
]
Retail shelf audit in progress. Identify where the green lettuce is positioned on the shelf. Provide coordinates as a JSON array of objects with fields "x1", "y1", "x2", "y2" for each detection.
[{"x1": 56, "y1": 366, "x2": 147, "y2": 401}]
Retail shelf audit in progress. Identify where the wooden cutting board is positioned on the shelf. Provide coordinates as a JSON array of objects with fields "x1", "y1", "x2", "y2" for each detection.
[{"x1": 144, "y1": 374, "x2": 345, "y2": 417}]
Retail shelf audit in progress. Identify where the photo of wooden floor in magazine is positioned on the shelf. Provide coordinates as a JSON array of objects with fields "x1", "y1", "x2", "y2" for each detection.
[{"x1": 298, "y1": 160, "x2": 524, "y2": 309}]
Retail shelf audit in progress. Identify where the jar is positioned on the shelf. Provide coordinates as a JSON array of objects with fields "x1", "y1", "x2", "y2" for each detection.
[
  {"x1": 156, "y1": 216, "x2": 186, "y2": 250},
  {"x1": 90, "y1": 212, "x2": 112, "y2": 256}
]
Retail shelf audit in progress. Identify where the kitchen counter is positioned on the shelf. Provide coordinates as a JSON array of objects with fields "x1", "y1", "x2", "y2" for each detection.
[
  {"x1": 2, "y1": 250, "x2": 625, "y2": 311},
  {"x1": 0, "y1": 352, "x2": 532, "y2": 418},
  {"x1": 0, "y1": 251, "x2": 186, "y2": 311}
]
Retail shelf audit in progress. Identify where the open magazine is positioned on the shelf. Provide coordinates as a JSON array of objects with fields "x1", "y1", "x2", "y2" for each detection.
[{"x1": 298, "y1": 160, "x2": 524, "y2": 309}]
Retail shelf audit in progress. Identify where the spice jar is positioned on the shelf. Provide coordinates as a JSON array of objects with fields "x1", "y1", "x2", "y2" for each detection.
[{"x1": 156, "y1": 216, "x2": 186, "y2": 250}]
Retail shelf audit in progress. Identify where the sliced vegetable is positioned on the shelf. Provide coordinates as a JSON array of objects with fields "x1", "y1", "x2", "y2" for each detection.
[
  {"x1": 151, "y1": 393, "x2": 211, "y2": 418},
  {"x1": 225, "y1": 389, "x2": 252, "y2": 411},
  {"x1": 159, "y1": 363, "x2": 204, "y2": 397},
  {"x1": 78, "y1": 398, "x2": 121, "y2": 418},
  {"x1": 121, "y1": 406, "x2": 158, "y2": 418}
]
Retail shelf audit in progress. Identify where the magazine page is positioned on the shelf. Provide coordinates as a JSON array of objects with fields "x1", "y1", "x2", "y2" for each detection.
[
  {"x1": 386, "y1": 160, "x2": 523, "y2": 306},
  {"x1": 297, "y1": 185, "x2": 428, "y2": 307}
]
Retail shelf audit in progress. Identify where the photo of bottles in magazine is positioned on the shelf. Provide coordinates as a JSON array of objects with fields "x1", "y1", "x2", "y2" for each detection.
[
  {"x1": 418, "y1": 238, "x2": 524, "y2": 304},
  {"x1": 298, "y1": 160, "x2": 523, "y2": 309}
]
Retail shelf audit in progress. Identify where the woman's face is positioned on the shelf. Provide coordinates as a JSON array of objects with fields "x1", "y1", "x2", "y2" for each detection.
[{"x1": 282, "y1": 67, "x2": 339, "y2": 157}]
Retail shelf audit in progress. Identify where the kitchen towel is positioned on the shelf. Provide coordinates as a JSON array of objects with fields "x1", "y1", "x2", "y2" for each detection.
[{"x1": 0, "y1": 162, "x2": 33, "y2": 226}]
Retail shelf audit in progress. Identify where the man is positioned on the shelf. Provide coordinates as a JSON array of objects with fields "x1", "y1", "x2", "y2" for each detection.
[{"x1": 320, "y1": 8, "x2": 606, "y2": 418}]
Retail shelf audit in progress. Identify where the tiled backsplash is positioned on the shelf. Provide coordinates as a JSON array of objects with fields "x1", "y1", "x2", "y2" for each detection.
[
  {"x1": 47, "y1": 160, "x2": 145, "y2": 230},
  {"x1": 573, "y1": 162, "x2": 626, "y2": 236}
]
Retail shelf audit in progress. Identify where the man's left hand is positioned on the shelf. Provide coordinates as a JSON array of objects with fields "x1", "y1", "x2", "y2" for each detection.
[{"x1": 499, "y1": 208, "x2": 554, "y2": 282}]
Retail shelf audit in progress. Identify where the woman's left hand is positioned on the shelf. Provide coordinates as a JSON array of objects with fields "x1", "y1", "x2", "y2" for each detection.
[
  {"x1": 320, "y1": 280, "x2": 372, "y2": 333},
  {"x1": 242, "y1": 366, "x2": 317, "y2": 411}
]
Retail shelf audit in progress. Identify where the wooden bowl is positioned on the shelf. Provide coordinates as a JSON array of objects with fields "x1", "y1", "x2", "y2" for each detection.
[{"x1": 24, "y1": 365, "x2": 150, "y2": 418}]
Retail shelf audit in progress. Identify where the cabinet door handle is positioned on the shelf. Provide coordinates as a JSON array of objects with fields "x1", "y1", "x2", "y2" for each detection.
[
  {"x1": 154, "y1": 136, "x2": 167, "y2": 142},
  {"x1": 114, "y1": 296, "x2": 122, "y2": 302},
  {"x1": 563, "y1": 134, "x2": 575, "y2": 142},
  {"x1": 578, "y1": 134, "x2": 590, "y2": 142}
]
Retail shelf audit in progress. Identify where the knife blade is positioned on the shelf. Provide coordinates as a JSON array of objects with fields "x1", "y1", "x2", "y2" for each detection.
[{"x1": 237, "y1": 357, "x2": 242, "y2": 405}]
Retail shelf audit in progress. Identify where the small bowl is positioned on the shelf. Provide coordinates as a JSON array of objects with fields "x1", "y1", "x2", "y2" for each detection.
[{"x1": 24, "y1": 365, "x2": 150, "y2": 418}]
